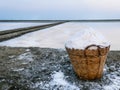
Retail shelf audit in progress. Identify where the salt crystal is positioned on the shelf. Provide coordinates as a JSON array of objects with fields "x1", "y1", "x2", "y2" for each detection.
[{"x1": 65, "y1": 27, "x2": 110, "y2": 49}]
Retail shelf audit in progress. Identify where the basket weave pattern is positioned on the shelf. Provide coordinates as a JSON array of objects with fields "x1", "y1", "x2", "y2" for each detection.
[{"x1": 66, "y1": 45, "x2": 110, "y2": 80}]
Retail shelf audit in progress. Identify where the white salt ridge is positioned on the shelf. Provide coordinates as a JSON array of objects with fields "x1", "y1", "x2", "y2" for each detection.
[{"x1": 65, "y1": 28, "x2": 110, "y2": 49}]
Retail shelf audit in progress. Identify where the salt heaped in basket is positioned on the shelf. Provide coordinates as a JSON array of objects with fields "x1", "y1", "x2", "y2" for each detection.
[{"x1": 65, "y1": 28, "x2": 110, "y2": 80}]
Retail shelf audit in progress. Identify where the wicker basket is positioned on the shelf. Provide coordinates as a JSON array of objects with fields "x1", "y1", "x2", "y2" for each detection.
[{"x1": 66, "y1": 44, "x2": 110, "y2": 80}]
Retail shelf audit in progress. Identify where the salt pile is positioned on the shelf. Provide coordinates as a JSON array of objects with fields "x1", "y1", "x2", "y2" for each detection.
[{"x1": 65, "y1": 28, "x2": 110, "y2": 49}]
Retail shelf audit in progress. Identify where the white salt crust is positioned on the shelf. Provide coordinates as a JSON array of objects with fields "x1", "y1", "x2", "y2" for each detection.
[{"x1": 65, "y1": 28, "x2": 110, "y2": 49}]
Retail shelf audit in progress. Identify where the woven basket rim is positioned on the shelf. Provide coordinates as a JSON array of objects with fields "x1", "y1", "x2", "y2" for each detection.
[
  {"x1": 65, "y1": 45, "x2": 110, "y2": 57},
  {"x1": 65, "y1": 44, "x2": 110, "y2": 51}
]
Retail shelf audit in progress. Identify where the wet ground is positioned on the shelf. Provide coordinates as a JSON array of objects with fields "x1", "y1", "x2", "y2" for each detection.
[{"x1": 0, "y1": 46, "x2": 120, "y2": 90}]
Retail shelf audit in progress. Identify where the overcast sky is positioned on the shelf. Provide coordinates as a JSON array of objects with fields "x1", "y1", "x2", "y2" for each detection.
[{"x1": 0, "y1": 0, "x2": 120, "y2": 20}]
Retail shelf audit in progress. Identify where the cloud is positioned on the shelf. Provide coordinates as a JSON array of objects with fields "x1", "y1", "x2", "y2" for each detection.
[{"x1": 0, "y1": 0, "x2": 120, "y2": 19}]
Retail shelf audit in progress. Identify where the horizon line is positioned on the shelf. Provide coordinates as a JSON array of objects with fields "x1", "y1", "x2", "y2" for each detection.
[{"x1": 1, "y1": 19, "x2": 120, "y2": 22}]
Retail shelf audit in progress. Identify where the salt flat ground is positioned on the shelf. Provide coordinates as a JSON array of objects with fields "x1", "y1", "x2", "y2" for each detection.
[
  {"x1": 0, "y1": 22, "x2": 120, "y2": 50},
  {"x1": 0, "y1": 47, "x2": 120, "y2": 90}
]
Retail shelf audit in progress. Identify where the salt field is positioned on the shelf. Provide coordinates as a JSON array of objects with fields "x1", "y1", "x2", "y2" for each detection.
[{"x1": 0, "y1": 22, "x2": 120, "y2": 50}]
